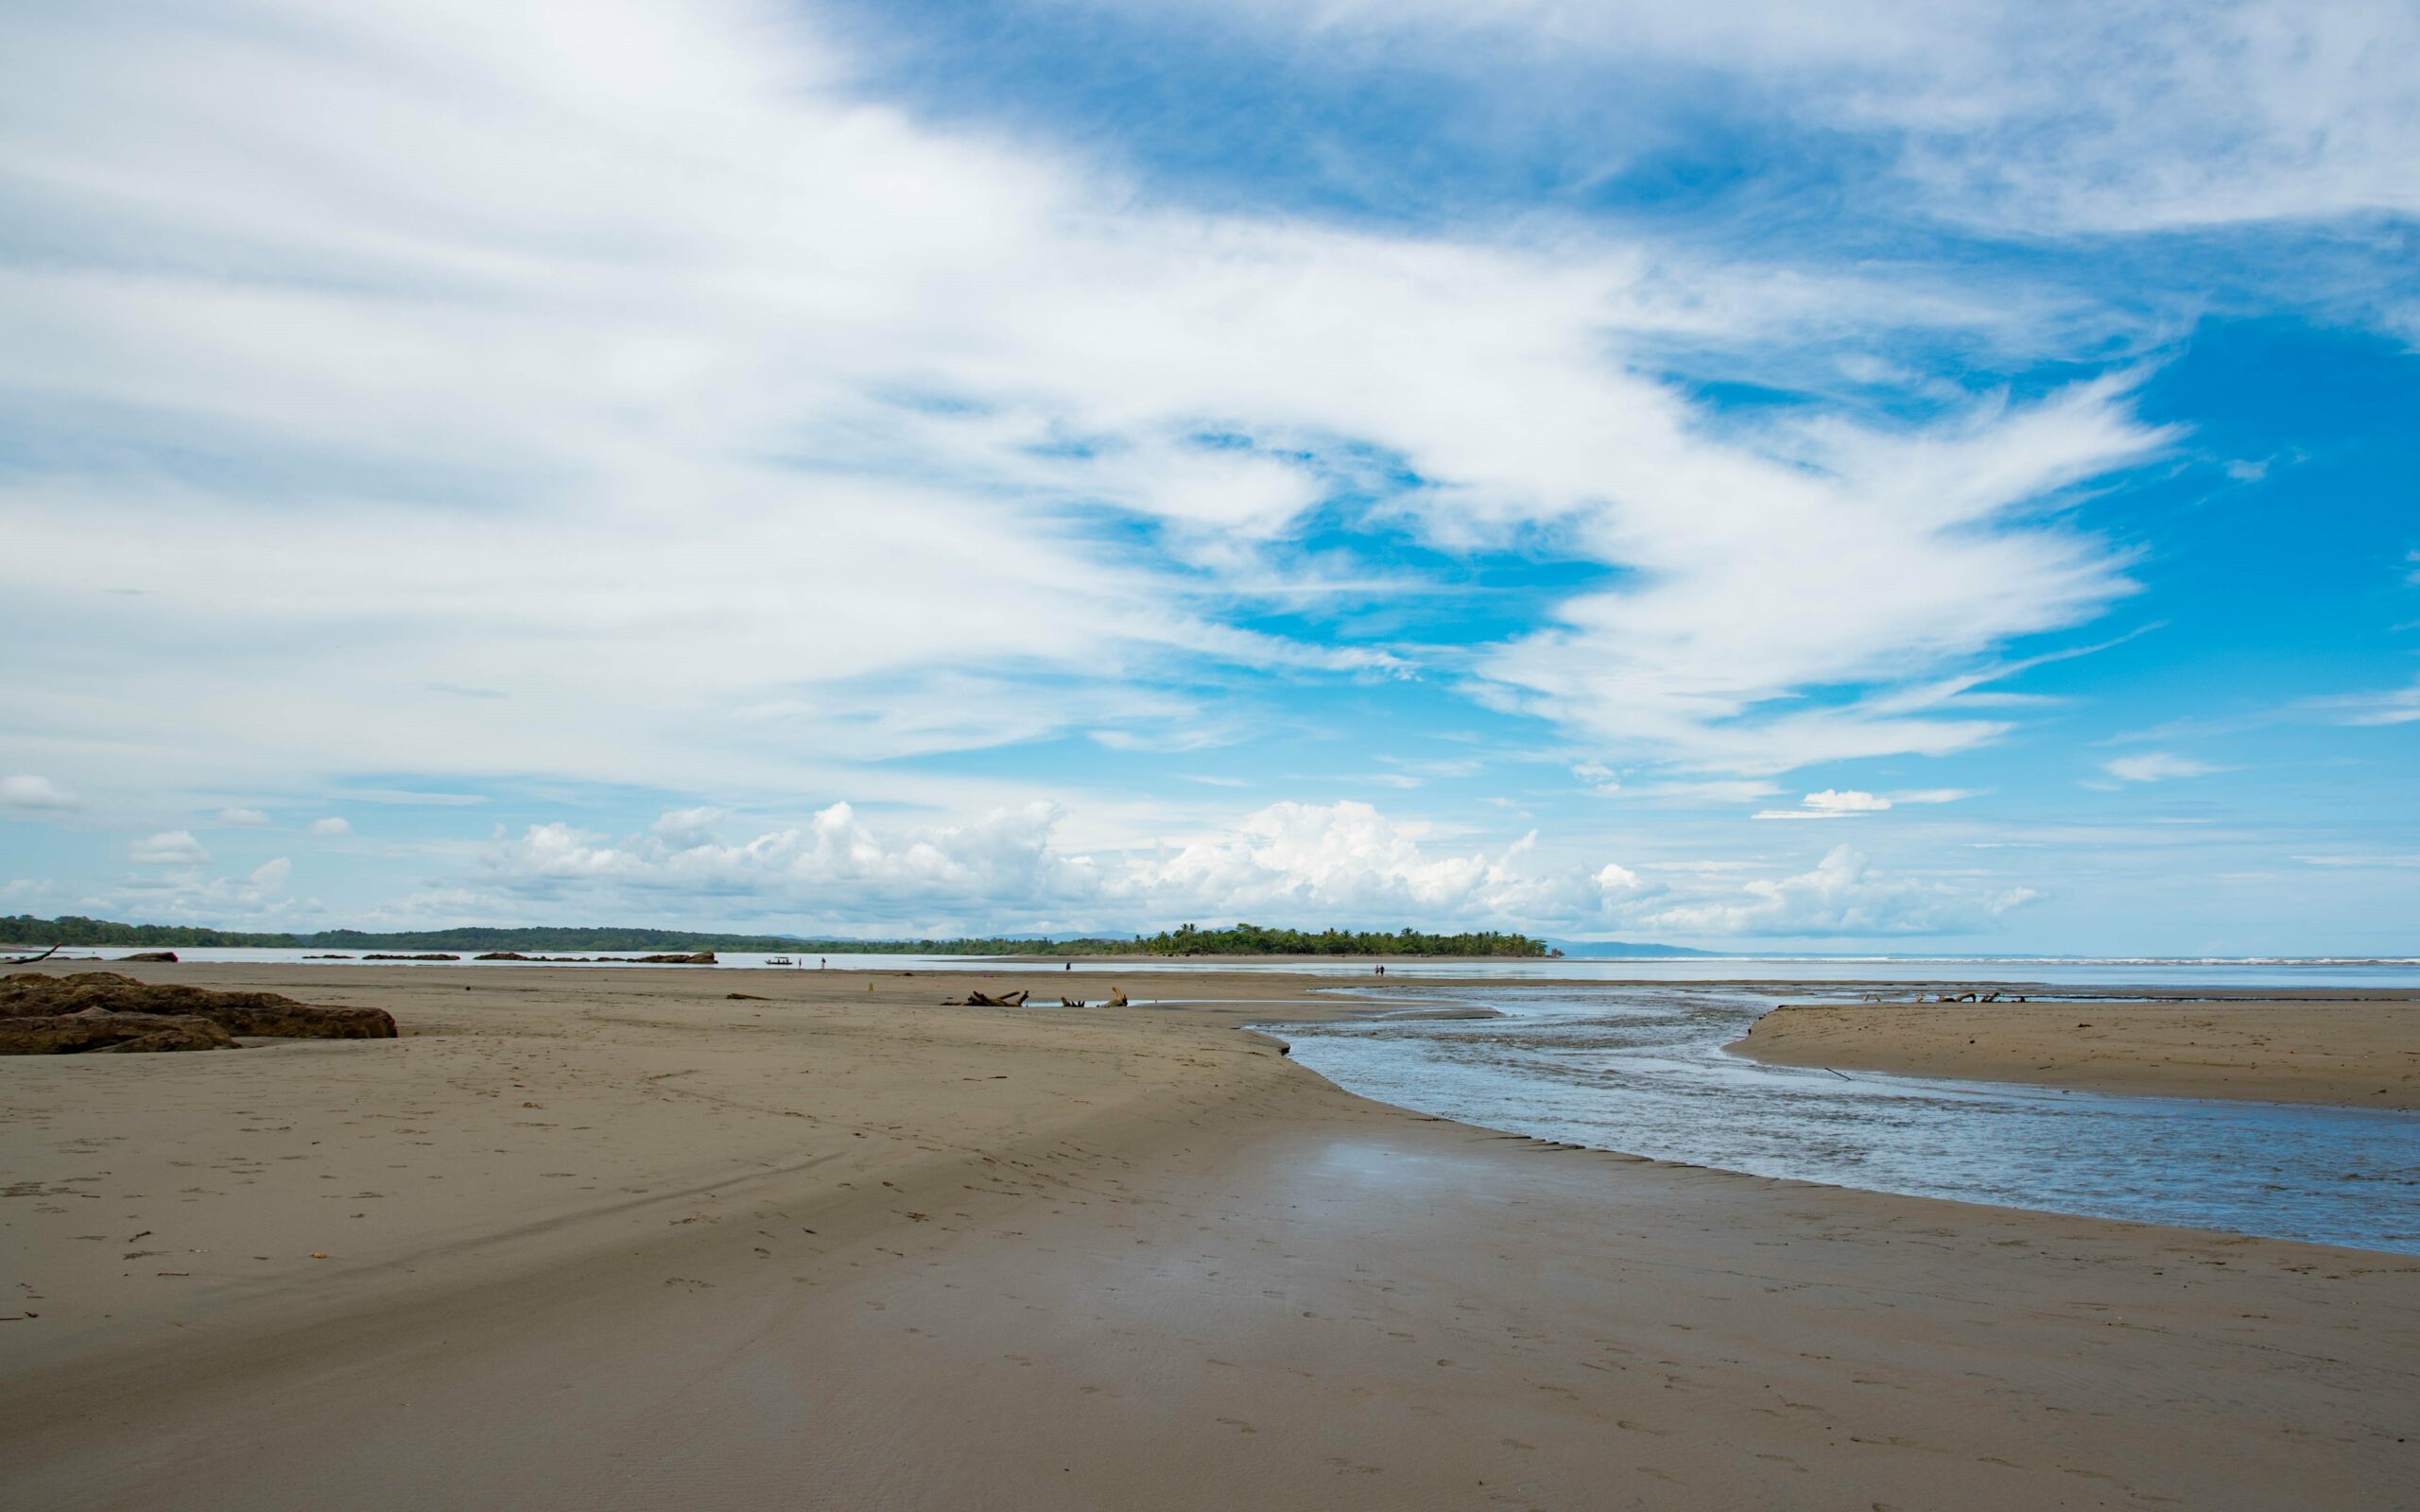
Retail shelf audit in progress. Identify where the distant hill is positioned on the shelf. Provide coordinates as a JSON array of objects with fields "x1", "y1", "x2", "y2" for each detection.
[{"x1": 1544, "y1": 938, "x2": 1717, "y2": 958}]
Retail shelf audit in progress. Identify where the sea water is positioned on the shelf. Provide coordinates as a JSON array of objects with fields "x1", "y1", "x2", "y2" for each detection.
[
  {"x1": 33, "y1": 949, "x2": 2419, "y2": 1250},
  {"x1": 1276, "y1": 981, "x2": 2420, "y2": 1255}
]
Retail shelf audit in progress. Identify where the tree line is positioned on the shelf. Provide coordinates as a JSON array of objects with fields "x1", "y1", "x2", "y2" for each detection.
[{"x1": 3, "y1": 914, "x2": 1548, "y2": 957}]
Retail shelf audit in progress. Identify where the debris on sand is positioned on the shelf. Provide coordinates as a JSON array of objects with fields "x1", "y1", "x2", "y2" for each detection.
[{"x1": 944, "y1": 989, "x2": 1029, "y2": 1007}]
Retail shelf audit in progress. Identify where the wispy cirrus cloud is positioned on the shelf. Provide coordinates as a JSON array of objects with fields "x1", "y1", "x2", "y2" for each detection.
[
  {"x1": 1645, "y1": 844, "x2": 2039, "y2": 936},
  {"x1": 2103, "y1": 752, "x2": 2221, "y2": 782},
  {"x1": 0, "y1": 0, "x2": 2174, "y2": 811},
  {"x1": 1115, "y1": 0, "x2": 2420, "y2": 234}
]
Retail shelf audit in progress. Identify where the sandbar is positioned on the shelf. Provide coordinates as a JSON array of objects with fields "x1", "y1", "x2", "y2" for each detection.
[
  {"x1": 2, "y1": 961, "x2": 2414, "y2": 1509},
  {"x1": 1734, "y1": 998, "x2": 2420, "y2": 1108}
]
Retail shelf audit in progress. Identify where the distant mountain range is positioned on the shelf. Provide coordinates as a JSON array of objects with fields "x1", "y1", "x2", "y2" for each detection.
[{"x1": 1544, "y1": 939, "x2": 1717, "y2": 958}]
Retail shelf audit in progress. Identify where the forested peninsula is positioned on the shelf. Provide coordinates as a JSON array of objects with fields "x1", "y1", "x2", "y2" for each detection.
[{"x1": 3, "y1": 915, "x2": 1553, "y2": 957}]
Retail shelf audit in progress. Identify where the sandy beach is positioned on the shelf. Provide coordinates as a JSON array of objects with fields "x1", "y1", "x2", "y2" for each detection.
[
  {"x1": 4, "y1": 961, "x2": 2415, "y2": 1509},
  {"x1": 1735, "y1": 998, "x2": 2420, "y2": 1108}
]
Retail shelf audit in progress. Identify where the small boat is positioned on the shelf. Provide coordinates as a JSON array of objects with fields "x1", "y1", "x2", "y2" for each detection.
[{"x1": 767, "y1": 956, "x2": 794, "y2": 966}]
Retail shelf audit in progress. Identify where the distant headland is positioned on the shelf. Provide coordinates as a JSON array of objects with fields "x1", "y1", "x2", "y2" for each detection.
[{"x1": 0, "y1": 914, "x2": 1701, "y2": 959}]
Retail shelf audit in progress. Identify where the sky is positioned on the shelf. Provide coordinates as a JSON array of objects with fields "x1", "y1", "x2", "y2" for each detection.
[{"x1": 2, "y1": 0, "x2": 2415, "y2": 953}]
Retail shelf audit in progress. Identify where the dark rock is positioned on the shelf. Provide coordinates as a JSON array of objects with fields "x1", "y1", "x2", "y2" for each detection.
[
  {"x1": 121, "y1": 951, "x2": 180, "y2": 963},
  {"x1": 632, "y1": 951, "x2": 716, "y2": 965},
  {"x1": 363, "y1": 953, "x2": 458, "y2": 961},
  {"x1": 0, "y1": 971, "x2": 397, "y2": 1045},
  {"x1": 0, "y1": 1007, "x2": 238, "y2": 1055},
  {"x1": 475, "y1": 952, "x2": 534, "y2": 961}
]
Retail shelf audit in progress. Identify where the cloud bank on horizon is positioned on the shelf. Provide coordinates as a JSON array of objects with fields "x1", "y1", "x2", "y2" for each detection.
[{"x1": 1, "y1": 0, "x2": 2413, "y2": 951}]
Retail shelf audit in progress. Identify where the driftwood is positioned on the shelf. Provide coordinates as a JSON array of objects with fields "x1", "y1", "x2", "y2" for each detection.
[
  {"x1": 1059, "y1": 997, "x2": 1087, "y2": 1008},
  {"x1": 944, "y1": 988, "x2": 1029, "y2": 1007},
  {"x1": 1105, "y1": 988, "x2": 1130, "y2": 1007},
  {"x1": 2, "y1": 945, "x2": 60, "y2": 966}
]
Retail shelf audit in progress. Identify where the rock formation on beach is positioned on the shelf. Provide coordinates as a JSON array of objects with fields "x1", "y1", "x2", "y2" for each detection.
[{"x1": 0, "y1": 971, "x2": 398, "y2": 1054}]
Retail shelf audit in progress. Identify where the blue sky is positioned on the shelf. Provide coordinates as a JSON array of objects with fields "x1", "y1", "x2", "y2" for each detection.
[{"x1": 1, "y1": 0, "x2": 2414, "y2": 952}]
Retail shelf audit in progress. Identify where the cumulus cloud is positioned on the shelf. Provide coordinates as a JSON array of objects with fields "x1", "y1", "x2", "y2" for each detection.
[
  {"x1": 1755, "y1": 788, "x2": 1894, "y2": 818},
  {"x1": 475, "y1": 799, "x2": 1645, "y2": 933},
  {"x1": 2, "y1": 774, "x2": 78, "y2": 812},
  {"x1": 309, "y1": 817, "x2": 353, "y2": 837},
  {"x1": 112, "y1": 854, "x2": 300, "y2": 920},
  {"x1": 2104, "y1": 752, "x2": 2220, "y2": 782},
  {"x1": 130, "y1": 830, "x2": 210, "y2": 865},
  {"x1": 1646, "y1": 845, "x2": 2038, "y2": 936}
]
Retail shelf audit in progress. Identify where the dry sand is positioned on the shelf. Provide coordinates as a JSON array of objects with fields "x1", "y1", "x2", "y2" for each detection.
[
  {"x1": 1736, "y1": 998, "x2": 2420, "y2": 1109},
  {"x1": 3, "y1": 961, "x2": 2415, "y2": 1510}
]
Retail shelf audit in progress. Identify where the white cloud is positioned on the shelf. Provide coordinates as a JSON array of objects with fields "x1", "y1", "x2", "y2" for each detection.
[
  {"x1": 1629, "y1": 779, "x2": 1785, "y2": 808},
  {"x1": 2103, "y1": 752, "x2": 2220, "y2": 782},
  {"x1": 2310, "y1": 678, "x2": 2420, "y2": 727},
  {"x1": 108, "y1": 854, "x2": 301, "y2": 921},
  {"x1": 474, "y1": 798, "x2": 1645, "y2": 933},
  {"x1": 1806, "y1": 788, "x2": 1891, "y2": 812},
  {"x1": 1753, "y1": 788, "x2": 1892, "y2": 819},
  {"x1": 1889, "y1": 787, "x2": 1979, "y2": 804},
  {"x1": 1, "y1": 774, "x2": 78, "y2": 812},
  {"x1": 1155, "y1": 0, "x2": 2420, "y2": 232},
  {"x1": 0, "y1": 0, "x2": 2176, "y2": 808},
  {"x1": 216, "y1": 806, "x2": 272, "y2": 827},
  {"x1": 1647, "y1": 845, "x2": 2038, "y2": 936},
  {"x1": 130, "y1": 830, "x2": 210, "y2": 866},
  {"x1": 309, "y1": 816, "x2": 353, "y2": 837}
]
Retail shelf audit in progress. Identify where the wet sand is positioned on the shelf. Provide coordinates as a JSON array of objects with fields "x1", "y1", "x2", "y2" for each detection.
[
  {"x1": 1736, "y1": 998, "x2": 2420, "y2": 1109},
  {"x1": 3, "y1": 962, "x2": 2415, "y2": 1509}
]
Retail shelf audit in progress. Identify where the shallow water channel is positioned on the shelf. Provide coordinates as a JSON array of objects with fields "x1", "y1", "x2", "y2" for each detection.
[{"x1": 1274, "y1": 985, "x2": 2420, "y2": 1255}]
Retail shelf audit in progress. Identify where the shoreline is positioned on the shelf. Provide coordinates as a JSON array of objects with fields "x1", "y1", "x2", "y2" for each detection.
[
  {"x1": 4, "y1": 961, "x2": 2415, "y2": 1507},
  {"x1": 1733, "y1": 998, "x2": 2420, "y2": 1110}
]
